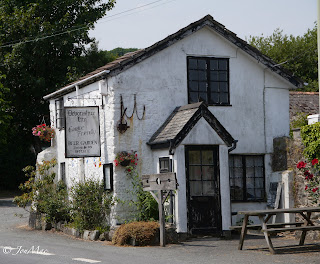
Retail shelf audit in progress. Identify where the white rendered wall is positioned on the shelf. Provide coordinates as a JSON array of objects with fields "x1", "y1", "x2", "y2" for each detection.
[{"x1": 47, "y1": 26, "x2": 295, "y2": 230}]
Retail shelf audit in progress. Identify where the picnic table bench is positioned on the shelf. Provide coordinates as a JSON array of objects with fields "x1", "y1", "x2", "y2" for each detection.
[{"x1": 232, "y1": 207, "x2": 320, "y2": 254}]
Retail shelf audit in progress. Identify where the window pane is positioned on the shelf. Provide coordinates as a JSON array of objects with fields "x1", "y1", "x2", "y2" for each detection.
[
  {"x1": 189, "y1": 166, "x2": 201, "y2": 180},
  {"x1": 198, "y1": 71, "x2": 207, "y2": 81},
  {"x1": 233, "y1": 188, "x2": 244, "y2": 200},
  {"x1": 246, "y1": 156, "x2": 255, "y2": 167},
  {"x1": 219, "y1": 71, "x2": 228, "y2": 81},
  {"x1": 220, "y1": 82, "x2": 228, "y2": 92},
  {"x1": 202, "y1": 166, "x2": 214, "y2": 180},
  {"x1": 211, "y1": 82, "x2": 219, "y2": 92},
  {"x1": 203, "y1": 181, "x2": 215, "y2": 196},
  {"x1": 190, "y1": 181, "x2": 202, "y2": 196},
  {"x1": 219, "y1": 59, "x2": 228, "y2": 70},
  {"x1": 189, "y1": 58, "x2": 197, "y2": 69},
  {"x1": 246, "y1": 167, "x2": 255, "y2": 179},
  {"x1": 233, "y1": 156, "x2": 243, "y2": 167},
  {"x1": 255, "y1": 189, "x2": 264, "y2": 199},
  {"x1": 220, "y1": 93, "x2": 229, "y2": 104},
  {"x1": 211, "y1": 93, "x2": 219, "y2": 104},
  {"x1": 255, "y1": 156, "x2": 264, "y2": 166},
  {"x1": 255, "y1": 167, "x2": 263, "y2": 178},
  {"x1": 189, "y1": 70, "x2": 198, "y2": 81},
  {"x1": 255, "y1": 177, "x2": 264, "y2": 188},
  {"x1": 197, "y1": 59, "x2": 206, "y2": 69},
  {"x1": 199, "y1": 92, "x2": 207, "y2": 102},
  {"x1": 210, "y1": 60, "x2": 219, "y2": 70},
  {"x1": 198, "y1": 82, "x2": 207, "y2": 92},
  {"x1": 246, "y1": 188, "x2": 255, "y2": 200},
  {"x1": 189, "y1": 151, "x2": 201, "y2": 164},
  {"x1": 210, "y1": 71, "x2": 219, "y2": 81},
  {"x1": 202, "y1": 150, "x2": 213, "y2": 164},
  {"x1": 189, "y1": 81, "x2": 198, "y2": 92},
  {"x1": 189, "y1": 92, "x2": 198, "y2": 103}
]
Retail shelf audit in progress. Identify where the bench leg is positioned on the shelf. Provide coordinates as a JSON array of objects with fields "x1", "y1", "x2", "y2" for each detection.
[
  {"x1": 299, "y1": 212, "x2": 312, "y2": 246},
  {"x1": 259, "y1": 215, "x2": 276, "y2": 254},
  {"x1": 238, "y1": 214, "x2": 248, "y2": 250}
]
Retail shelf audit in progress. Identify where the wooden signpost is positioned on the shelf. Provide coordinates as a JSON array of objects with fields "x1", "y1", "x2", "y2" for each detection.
[{"x1": 142, "y1": 172, "x2": 178, "y2": 247}]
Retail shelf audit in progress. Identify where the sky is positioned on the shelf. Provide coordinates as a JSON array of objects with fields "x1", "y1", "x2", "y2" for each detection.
[{"x1": 90, "y1": 0, "x2": 318, "y2": 51}]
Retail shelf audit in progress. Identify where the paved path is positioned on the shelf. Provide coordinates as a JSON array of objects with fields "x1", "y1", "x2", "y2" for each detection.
[{"x1": 1, "y1": 197, "x2": 320, "y2": 263}]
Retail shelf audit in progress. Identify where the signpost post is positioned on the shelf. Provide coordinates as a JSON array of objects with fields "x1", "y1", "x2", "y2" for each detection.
[{"x1": 142, "y1": 172, "x2": 177, "y2": 247}]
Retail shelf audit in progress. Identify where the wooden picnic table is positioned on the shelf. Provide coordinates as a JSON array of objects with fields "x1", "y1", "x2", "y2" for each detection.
[{"x1": 235, "y1": 207, "x2": 320, "y2": 254}]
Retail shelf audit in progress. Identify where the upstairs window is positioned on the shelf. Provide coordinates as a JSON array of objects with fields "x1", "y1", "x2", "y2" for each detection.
[
  {"x1": 55, "y1": 98, "x2": 65, "y2": 130},
  {"x1": 229, "y1": 155, "x2": 265, "y2": 202},
  {"x1": 187, "y1": 57, "x2": 229, "y2": 105}
]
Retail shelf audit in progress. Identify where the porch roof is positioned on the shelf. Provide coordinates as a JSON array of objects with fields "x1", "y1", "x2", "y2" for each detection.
[{"x1": 147, "y1": 102, "x2": 235, "y2": 149}]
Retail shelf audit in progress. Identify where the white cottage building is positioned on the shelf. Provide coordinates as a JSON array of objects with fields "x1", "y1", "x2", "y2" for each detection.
[{"x1": 41, "y1": 15, "x2": 303, "y2": 237}]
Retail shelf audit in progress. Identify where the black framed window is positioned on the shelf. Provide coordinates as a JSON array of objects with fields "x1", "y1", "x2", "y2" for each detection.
[
  {"x1": 229, "y1": 155, "x2": 265, "y2": 201},
  {"x1": 55, "y1": 98, "x2": 65, "y2": 130},
  {"x1": 60, "y1": 162, "x2": 66, "y2": 184},
  {"x1": 159, "y1": 157, "x2": 172, "y2": 173},
  {"x1": 103, "y1": 163, "x2": 113, "y2": 191},
  {"x1": 187, "y1": 57, "x2": 229, "y2": 105}
]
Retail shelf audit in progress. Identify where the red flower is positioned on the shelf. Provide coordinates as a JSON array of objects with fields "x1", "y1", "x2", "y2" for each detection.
[
  {"x1": 312, "y1": 187, "x2": 318, "y2": 193},
  {"x1": 297, "y1": 161, "x2": 307, "y2": 169},
  {"x1": 305, "y1": 186, "x2": 308, "y2": 190},
  {"x1": 312, "y1": 158, "x2": 319, "y2": 166},
  {"x1": 309, "y1": 174, "x2": 314, "y2": 179},
  {"x1": 127, "y1": 168, "x2": 131, "y2": 172}
]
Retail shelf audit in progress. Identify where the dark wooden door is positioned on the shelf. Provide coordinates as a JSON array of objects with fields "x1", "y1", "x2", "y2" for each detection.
[{"x1": 185, "y1": 145, "x2": 221, "y2": 235}]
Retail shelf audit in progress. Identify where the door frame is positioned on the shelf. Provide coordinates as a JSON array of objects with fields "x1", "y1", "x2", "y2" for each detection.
[{"x1": 185, "y1": 145, "x2": 222, "y2": 234}]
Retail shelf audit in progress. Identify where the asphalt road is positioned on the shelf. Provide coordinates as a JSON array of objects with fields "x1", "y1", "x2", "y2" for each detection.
[{"x1": 1, "y1": 197, "x2": 320, "y2": 264}]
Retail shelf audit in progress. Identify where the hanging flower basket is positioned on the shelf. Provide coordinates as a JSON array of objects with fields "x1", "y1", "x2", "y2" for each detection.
[
  {"x1": 114, "y1": 151, "x2": 138, "y2": 168},
  {"x1": 32, "y1": 124, "x2": 55, "y2": 142}
]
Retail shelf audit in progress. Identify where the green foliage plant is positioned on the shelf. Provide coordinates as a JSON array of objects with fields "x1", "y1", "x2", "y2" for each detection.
[
  {"x1": 70, "y1": 179, "x2": 113, "y2": 232},
  {"x1": 300, "y1": 122, "x2": 320, "y2": 161},
  {"x1": 13, "y1": 158, "x2": 70, "y2": 223},
  {"x1": 112, "y1": 221, "x2": 159, "y2": 246},
  {"x1": 119, "y1": 153, "x2": 158, "y2": 221},
  {"x1": 291, "y1": 112, "x2": 308, "y2": 129},
  {"x1": 296, "y1": 159, "x2": 320, "y2": 204},
  {"x1": 248, "y1": 25, "x2": 317, "y2": 91}
]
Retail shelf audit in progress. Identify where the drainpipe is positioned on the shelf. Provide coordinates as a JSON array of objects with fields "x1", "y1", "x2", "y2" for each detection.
[{"x1": 228, "y1": 140, "x2": 238, "y2": 153}]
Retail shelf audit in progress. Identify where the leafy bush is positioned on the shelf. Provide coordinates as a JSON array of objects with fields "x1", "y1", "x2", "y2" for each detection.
[
  {"x1": 14, "y1": 159, "x2": 70, "y2": 223},
  {"x1": 112, "y1": 221, "x2": 159, "y2": 246},
  {"x1": 301, "y1": 122, "x2": 320, "y2": 161},
  {"x1": 126, "y1": 167, "x2": 158, "y2": 221},
  {"x1": 70, "y1": 179, "x2": 113, "y2": 232}
]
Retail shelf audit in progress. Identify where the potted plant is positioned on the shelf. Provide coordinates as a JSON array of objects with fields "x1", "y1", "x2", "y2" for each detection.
[
  {"x1": 114, "y1": 151, "x2": 137, "y2": 167},
  {"x1": 32, "y1": 124, "x2": 55, "y2": 142}
]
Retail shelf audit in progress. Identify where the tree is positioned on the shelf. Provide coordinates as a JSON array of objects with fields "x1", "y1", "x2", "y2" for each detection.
[
  {"x1": 0, "y1": 74, "x2": 12, "y2": 146},
  {"x1": 248, "y1": 25, "x2": 317, "y2": 91},
  {"x1": 0, "y1": 0, "x2": 115, "y2": 190},
  {"x1": 68, "y1": 44, "x2": 138, "y2": 81}
]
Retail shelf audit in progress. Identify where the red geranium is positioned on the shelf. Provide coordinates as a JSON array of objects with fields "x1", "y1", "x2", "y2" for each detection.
[
  {"x1": 312, "y1": 159, "x2": 319, "y2": 166},
  {"x1": 297, "y1": 161, "x2": 307, "y2": 169}
]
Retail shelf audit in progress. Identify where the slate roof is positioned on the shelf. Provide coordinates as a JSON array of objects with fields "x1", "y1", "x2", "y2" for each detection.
[
  {"x1": 147, "y1": 102, "x2": 235, "y2": 149},
  {"x1": 289, "y1": 92, "x2": 319, "y2": 120},
  {"x1": 45, "y1": 15, "x2": 304, "y2": 100}
]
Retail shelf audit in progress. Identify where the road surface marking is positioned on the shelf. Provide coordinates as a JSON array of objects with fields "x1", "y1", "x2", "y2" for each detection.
[{"x1": 72, "y1": 258, "x2": 101, "y2": 263}]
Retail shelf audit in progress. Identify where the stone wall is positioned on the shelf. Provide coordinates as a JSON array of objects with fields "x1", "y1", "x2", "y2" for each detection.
[{"x1": 287, "y1": 130, "x2": 320, "y2": 240}]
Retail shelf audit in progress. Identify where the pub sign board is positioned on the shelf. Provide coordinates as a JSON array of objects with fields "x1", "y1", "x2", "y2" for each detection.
[{"x1": 65, "y1": 106, "x2": 101, "y2": 158}]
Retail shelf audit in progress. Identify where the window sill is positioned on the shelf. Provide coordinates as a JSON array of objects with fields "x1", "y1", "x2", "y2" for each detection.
[
  {"x1": 231, "y1": 200, "x2": 266, "y2": 203},
  {"x1": 208, "y1": 104, "x2": 232, "y2": 107}
]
